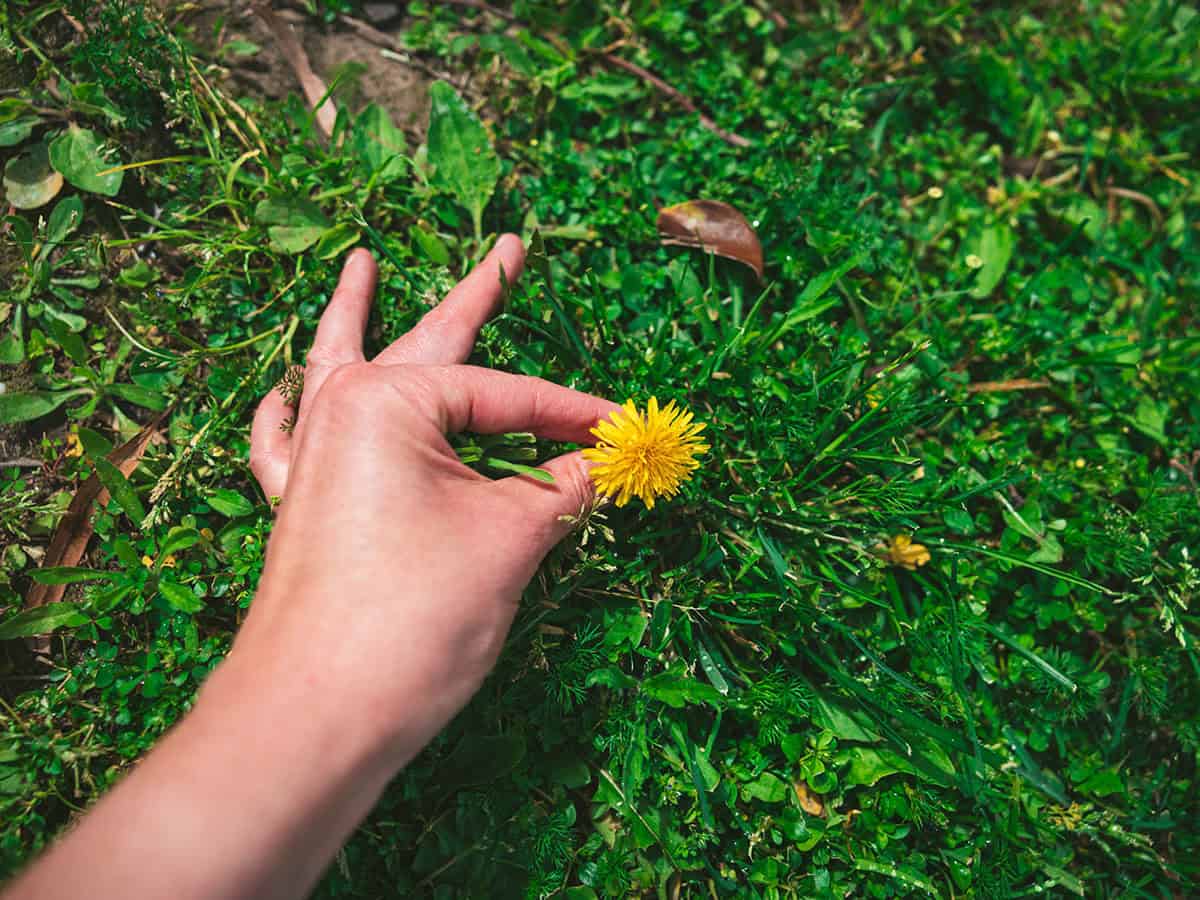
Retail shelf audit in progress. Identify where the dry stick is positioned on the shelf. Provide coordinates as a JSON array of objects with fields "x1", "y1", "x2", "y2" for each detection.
[
  {"x1": 337, "y1": 14, "x2": 467, "y2": 87},
  {"x1": 251, "y1": 2, "x2": 337, "y2": 138},
  {"x1": 966, "y1": 379, "x2": 1050, "y2": 394},
  {"x1": 601, "y1": 54, "x2": 752, "y2": 148},
  {"x1": 439, "y1": 0, "x2": 752, "y2": 148}
]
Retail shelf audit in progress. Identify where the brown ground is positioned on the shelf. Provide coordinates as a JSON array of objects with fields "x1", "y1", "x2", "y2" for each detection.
[{"x1": 165, "y1": 1, "x2": 431, "y2": 132}]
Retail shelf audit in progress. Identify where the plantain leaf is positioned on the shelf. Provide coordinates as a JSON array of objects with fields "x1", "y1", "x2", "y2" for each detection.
[{"x1": 426, "y1": 81, "x2": 499, "y2": 237}]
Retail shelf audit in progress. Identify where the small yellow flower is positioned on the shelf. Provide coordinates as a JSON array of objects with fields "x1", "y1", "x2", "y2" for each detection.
[
  {"x1": 886, "y1": 534, "x2": 931, "y2": 570},
  {"x1": 200, "y1": 528, "x2": 215, "y2": 541},
  {"x1": 966, "y1": 254, "x2": 984, "y2": 269},
  {"x1": 141, "y1": 555, "x2": 154, "y2": 568},
  {"x1": 583, "y1": 398, "x2": 708, "y2": 509},
  {"x1": 161, "y1": 555, "x2": 177, "y2": 568},
  {"x1": 64, "y1": 432, "x2": 84, "y2": 458}
]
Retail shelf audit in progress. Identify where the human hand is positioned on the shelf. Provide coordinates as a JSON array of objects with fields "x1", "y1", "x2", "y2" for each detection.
[{"x1": 226, "y1": 235, "x2": 618, "y2": 767}]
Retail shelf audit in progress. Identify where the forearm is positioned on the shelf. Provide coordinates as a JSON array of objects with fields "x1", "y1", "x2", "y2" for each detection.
[{"x1": 5, "y1": 652, "x2": 398, "y2": 900}]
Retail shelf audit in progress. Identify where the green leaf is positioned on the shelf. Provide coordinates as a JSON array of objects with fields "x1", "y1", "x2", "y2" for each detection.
[
  {"x1": 3, "y1": 142, "x2": 64, "y2": 209},
  {"x1": 313, "y1": 224, "x2": 361, "y2": 261},
  {"x1": 44, "y1": 316, "x2": 88, "y2": 365},
  {"x1": 107, "y1": 382, "x2": 168, "y2": 411},
  {"x1": 159, "y1": 526, "x2": 202, "y2": 559},
  {"x1": 0, "y1": 116, "x2": 39, "y2": 148},
  {"x1": 158, "y1": 580, "x2": 204, "y2": 613},
  {"x1": 0, "y1": 602, "x2": 88, "y2": 640},
  {"x1": 410, "y1": 224, "x2": 450, "y2": 265},
  {"x1": 77, "y1": 427, "x2": 114, "y2": 459},
  {"x1": 970, "y1": 223, "x2": 1015, "y2": 298},
  {"x1": 30, "y1": 567, "x2": 115, "y2": 585},
  {"x1": 207, "y1": 488, "x2": 255, "y2": 518},
  {"x1": 641, "y1": 673, "x2": 723, "y2": 708},
  {"x1": 0, "y1": 390, "x2": 72, "y2": 425},
  {"x1": 740, "y1": 771, "x2": 789, "y2": 803},
  {"x1": 483, "y1": 457, "x2": 555, "y2": 482},
  {"x1": 93, "y1": 457, "x2": 146, "y2": 524},
  {"x1": 254, "y1": 197, "x2": 330, "y2": 254},
  {"x1": 838, "y1": 746, "x2": 918, "y2": 787},
  {"x1": 353, "y1": 103, "x2": 406, "y2": 181},
  {"x1": 46, "y1": 195, "x2": 84, "y2": 246},
  {"x1": 48, "y1": 124, "x2": 123, "y2": 197},
  {"x1": 1128, "y1": 395, "x2": 1167, "y2": 445},
  {"x1": 695, "y1": 636, "x2": 730, "y2": 695},
  {"x1": 68, "y1": 83, "x2": 125, "y2": 126},
  {"x1": 0, "y1": 330, "x2": 25, "y2": 365},
  {"x1": 810, "y1": 694, "x2": 881, "y2": 742},
  {"x1": 426, "y1": 81, "x2": 500, "y2": 237}
]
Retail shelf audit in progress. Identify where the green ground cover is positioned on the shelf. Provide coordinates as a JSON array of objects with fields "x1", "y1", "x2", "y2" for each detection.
[{"x1": 2, "y1": 1, "x2": 1198, "y2": 896}]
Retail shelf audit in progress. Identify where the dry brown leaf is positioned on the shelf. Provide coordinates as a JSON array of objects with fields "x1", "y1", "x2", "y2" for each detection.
[
  {"x1": 252, "y1": 3, "x2": 338, "y2": 139},
  {"x1": 657, "y1": 200, "x2": 763, "y2": 279},
  {"x1": 793, "y1": 780, "x2": 826, "y2": 817},
  {"x1": 25, "y1": 414, "x2": 166, "y2": 612}
]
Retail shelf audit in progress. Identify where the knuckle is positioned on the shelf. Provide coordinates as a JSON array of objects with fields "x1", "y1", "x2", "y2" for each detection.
[
  {"x1": 304, "y1": 345, "x2": 346, "y2": 372},
  {"x1": 318, "y1": 363, "x2": 378, "y2": 412}
]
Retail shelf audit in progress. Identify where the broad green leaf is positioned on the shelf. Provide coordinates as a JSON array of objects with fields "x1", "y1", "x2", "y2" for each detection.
[
  {"x1": 810, "y1": 694, "x2": 881, "y2": 742},
  {"x1": 0, "y1": 390, "x2": 72, "y2": 426},
  {"x1": 641, "y1": 673, "x2": 723, "y2": 708},
  {"x1": 44, "y1": 316, "x2": 87, "y2": 365},
  {"x1": 254, "y1": 197, "x2": 330, "y2": 254},
  {"x1": 93, "y1": 457, "x2": 147, "y2": 524},
  {"x1": 207, "y1": 488, "x2": 255, "y2": 518},
  {"x1": 1129, "y1": 395, "x2": 1167, "y2": 445},
  {"x1": 838, "y1": 746, "x2": 918, "y2": 787},
  {"x1": 159, "y1": 526, "x2": 202, "y2": 559},
  {"x1": 108, "y1": 383, "x2": 167, "y2": 410},
  {"x1": 3, "y1": 142, "x2": 63, "y2": 209},
  {"x1": 0, "y1": 602, "x2": 88, "y2": 640},
  {"x1": 48, "y1": 124, "x2": 123, "y2": 197},
  {"x1": 313, "y1": 223, "x2": 361, "y2": 260},
  {"x1": 740, "y1": 771, "x2": 789, "y2": 803},
  {"x1": 353, "y1": 103, "x2": 406, "y2": 181},
  {"x1": 426, "y1": 80, "x2": 500, "y2": 236},
  {"x1": 68, "y1": 83, "x2": 125, "y2": 126},
  {"x1": 158, "y1": 580, "x2": 204, "y2": 613},
  {"x1": 46, "y1": 195, "x2": 84, "y2": 247},
  {"x1": 0, "y1": 330, "x2": 24, "y2": 365},
  {"x1": 91, "y1": 583, "x2": 134, "y2": 614},
  {"x1": 970, "y1": 223, "x2": 1015, "y2": 298},
  {"x1": 410, "y1": 224, "x2": 450, "y2": 265},
  {"x1": 30, "y1": 567, "x2": 115, "y2": 585},
  {"x1": 0, "y1": 115, "x2": 39, "y2": 148}
]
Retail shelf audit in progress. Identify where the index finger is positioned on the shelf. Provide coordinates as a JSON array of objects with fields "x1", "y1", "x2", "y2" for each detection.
[
  {"x1": 372, "y1": 234, "x2": 524, "y2": 366},
  {"x1": 404, "y1": 364, "x2": 620, "y2": 444}
]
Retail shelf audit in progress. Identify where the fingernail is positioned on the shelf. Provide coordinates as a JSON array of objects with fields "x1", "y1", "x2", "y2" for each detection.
[{"x1": 494, "y1": 233, "x2": 523, "y2": 255}]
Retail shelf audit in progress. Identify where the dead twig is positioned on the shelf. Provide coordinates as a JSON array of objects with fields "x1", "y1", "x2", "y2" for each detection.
[
  {"x1": 337, "y1": 14, "x2": 463, "y2": 86},
  {"x1": 966, "y1": 379, "x2": 1050, "y2": 394},
  {"x1": 252, "y1": 2, "x2": 337, "y2": 138},
  {"x1": 1104, "y1": 185, "x2": 1164, "y2": 229},
  {"x1": 441, "y1": 0, "x2": 751, "y2": 147},
  {"x1": 601, "y1": 54, "x2": 751, "y2": 148},
  {"x1": 440, "y1": 0, "x2": 516, "y2": 22}
]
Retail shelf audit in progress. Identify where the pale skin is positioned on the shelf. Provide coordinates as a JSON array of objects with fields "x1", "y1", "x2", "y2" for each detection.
[{"x1": 6, "y1": 234, "x2": 620, "y2": 900}]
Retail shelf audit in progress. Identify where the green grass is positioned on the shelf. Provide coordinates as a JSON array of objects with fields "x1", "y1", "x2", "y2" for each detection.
[{"x1": 2, "y1": 1, "x2": 1199, "y2": 896}]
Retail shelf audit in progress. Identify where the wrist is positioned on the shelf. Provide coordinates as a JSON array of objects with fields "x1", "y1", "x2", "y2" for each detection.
[{"x1": 195, "y1": 648, "x2": 399, "y2": 796}]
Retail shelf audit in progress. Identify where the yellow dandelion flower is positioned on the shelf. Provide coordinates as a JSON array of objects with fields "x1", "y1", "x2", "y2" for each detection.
[
  {"x1": 885, "y1": 534, "x2": 931, "y2": 570},
  {"x1": 583, "y1": 398, "x2": 708, "y2": 509}
]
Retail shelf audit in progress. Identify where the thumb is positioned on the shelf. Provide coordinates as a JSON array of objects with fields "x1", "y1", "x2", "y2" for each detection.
[{"x1": 496, "y1": 450, "x2": 601, "y2": 552}]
